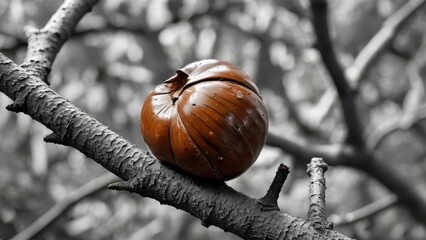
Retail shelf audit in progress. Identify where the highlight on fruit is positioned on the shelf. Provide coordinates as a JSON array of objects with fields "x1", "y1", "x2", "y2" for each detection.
[{"x1": 140, "y1": 59, "x2": 268, "y2": 181}]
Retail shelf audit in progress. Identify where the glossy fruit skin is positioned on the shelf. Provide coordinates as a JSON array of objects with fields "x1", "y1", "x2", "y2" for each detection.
[{"x1": 140, "y1": 59, "x2": 268, "y2": 181}]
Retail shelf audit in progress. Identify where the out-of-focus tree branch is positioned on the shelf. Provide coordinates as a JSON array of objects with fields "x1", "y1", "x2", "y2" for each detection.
[
  {"x1": 366, "y1": 40, "x2": 426, "y2": 150},
  {"x1": 270, "y1": 0, "x2": 426, "y2": 226},
  {"x1": 329, "y1": 194, "x2": 398, "y2": 227},
  {"x1": 367, "y1": 105, "x2": 426, "y2": 150},
  {"x1": 309, "y1": 0, "x2": 364, "y2": 146},
  {"x1": 0, "y1": 0, "x2": 353, "y2": 239},
  {"x1": 0, "y1": 54, "x2": 353, "y2": 239},
  {"x1": 313, "y1": 0, "x2": 426, "y2": 126},
  {"x1": 347, "y1": 0, "x2": 426, "y2": 87},
  {"x1": 268, "y1": 123, "x2": 426, "y2": 225},
  {"x1": 10, "y1": 173, "x2": 119, "y2": 240},
  {"x1": 266, "y1": 131, "x2": 354, "y2": 166}
]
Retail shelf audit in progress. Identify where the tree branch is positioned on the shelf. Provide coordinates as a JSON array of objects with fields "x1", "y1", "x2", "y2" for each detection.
[
  {"x1": 1, "y1": 0, "x2": 424, "y2": 237},
  {"x1": 257, "y1": 164, "x2": 289, "y2": 211},
  {"x1": 0, "y1": 1, "x2": 353, "y2": 238},
  {"x1": 266, "y1": 131, "x2": 355, "y2": 166},
  {"x1": 367, "y1": 42, "x2": 426, "y2": 149},
  {"x1": 359, "y1": 153, "x2": 426, "y2": 225},
  {"x1": 314, "y1": 0, "x2": 426, "y2": 126},
  {"x1": 307, "y1": 158, "x2": 332, "y2": 231},
  {"x1": 21, "y1": 0, "x2": 100, "y2": 83},
  {"x1": 329, "y1": 194, "x2": 398, "y2": 227},
  {"x1": 347, "y1": 0, "x2": 426, "y2": 86},
  {"x1": 0, "y1": 51, "x2": 352, "y2": 240},
  {"x1": 267, "y1": 128, "x2": 426, "y2": 225},
  {"x1": 309, "y1": 0, "x2": 364, "y2": 146},
  {"x1": 10, "y1": 173, "x2": 119, "y2": 240}
]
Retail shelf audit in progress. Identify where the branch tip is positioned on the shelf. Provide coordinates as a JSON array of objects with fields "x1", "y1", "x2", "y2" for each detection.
[
  {"x1": 326, "y1": 222, "x2": 333, "y2": 230},
  {"x1": 257, "y1": 163, "x2": 290, "y2": 211},
  {"x1": 6, "y1": 102, "x2": 24, "y2": 113},
  {"x1": 307, "y1": 157, "x2": 331, "y2": 231},
  {"x1": 43, "y1": 133, "x2": 65, "y2": 145},
  {"x1": 201, "y1": 220, "x2": 211, "y2": 228},
  {"x1": 307, "y1": 157, "x2": 328, "y2": 177},
  {"x1": 108, "y1": 181, "x2": 135, "y2": 192}
]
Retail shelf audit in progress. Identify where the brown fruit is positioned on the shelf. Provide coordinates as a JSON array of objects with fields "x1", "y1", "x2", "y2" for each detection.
[{"x1": 140, "y1": 59, "x2": 268, "y2": 180}]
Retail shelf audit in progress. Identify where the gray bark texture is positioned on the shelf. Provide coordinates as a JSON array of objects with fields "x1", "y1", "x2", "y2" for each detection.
[{"x1": 0, "y1": 0, "x2": 353, "y2": 239}]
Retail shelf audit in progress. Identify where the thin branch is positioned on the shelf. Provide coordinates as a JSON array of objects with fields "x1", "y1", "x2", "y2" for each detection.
[
  {"x1": 366, "y1": 38, "x2": 426, "y2": 149},
  {"x1": 359, "y1": 153, "x2": 426, "y2": 225},
  {"x1": 312, "y1": 0, "x2": 426, "y2": 129},
  {"x1": 366, "y1": 105, "x2": 426, "y2": 150},
  {"x1": 10, "y1": 173, "x2": 119, "y2": 240},
  {"x1": 305, "y1": 86, "x2": 337, "y2": 129},
  {"x1": 347, "y1": 0, "x2": 426, "y2": 86},
  {"x1": 309, "y1": 0, "x2": 364, "y2": 146},
  {"x1": 266, "y1": 131, "x2": 355, "y2": 166},
  {"x1": 5, "y1": 96, "x2": 25, "y2": 113},
  {"x1": 266, "y1": 130, "x2": 426, "y2": 225},
  {"x1": 401, "y1": 38, "x2": 426, "y2": 121},
  {"x1": 307, "y1": 158, "x2": 332, "y2": 230},
  {"x1": 329, "y1": 194, "x2": 398, "y2": 227},
  {"x1": 266, "y1": 0, "x2": 426, "y2": 227},
  {"x1": 257, "y1": 164, "x2": 290, "y2": 211},
  {"x1": 44, "y1": 132, "x2": 67, "y2": 145}
]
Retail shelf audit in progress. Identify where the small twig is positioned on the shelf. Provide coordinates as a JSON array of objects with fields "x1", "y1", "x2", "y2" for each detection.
[
  {"x1": 5, "y1": 98, "x2": 25, "y2": 113},
  {"x1": 43, "y1": 132, "x2": 66, "y2": 145},
  {"x1": 4, "y1": 72, "x2": 31, "y2": 113},
  {"x1": 314, "y1": 0, "x2": 426, "y2": 128},
  {"x1": 309, "y1": 0, "x2": 364, "y2": 146},
  {"x1": 257, "y1": 164, "x2": 290, "y2": 211},
  {"x1": 402, "y1": 39, "x2": 426, "y2": 118},
  {"x1": 108, "y1": 179, "x2": 136, "y2": 192},
  {"x1": 403, "y1": 64, "x2": 425, "y2": 119},
  {"x1": 307, "y1": 157, "x2": 332, "y2": 231},
  {"x1": 329, "y1": 194, "x2": 398, "y2": 227},
  {"x1": 10, "y1": 173, "x2": 119, "y2": 240}
]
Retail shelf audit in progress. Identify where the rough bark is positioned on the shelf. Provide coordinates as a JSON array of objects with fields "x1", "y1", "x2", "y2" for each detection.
[
  {"x1": 0, "y1": 1, "x2": 354, "y2": 238},
  {"x1": 0, "y1": 54, "x2": 352, "y2": 239}
]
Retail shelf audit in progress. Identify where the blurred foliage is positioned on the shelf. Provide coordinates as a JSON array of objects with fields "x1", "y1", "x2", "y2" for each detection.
[{"x1": 1, "y1": 0, "x2": 426, "y2": 239}]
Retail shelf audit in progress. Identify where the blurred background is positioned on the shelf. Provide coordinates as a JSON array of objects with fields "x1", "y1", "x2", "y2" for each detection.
[{"x1": 0, "y1": 0, "x2": 426, "y2": 239}]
